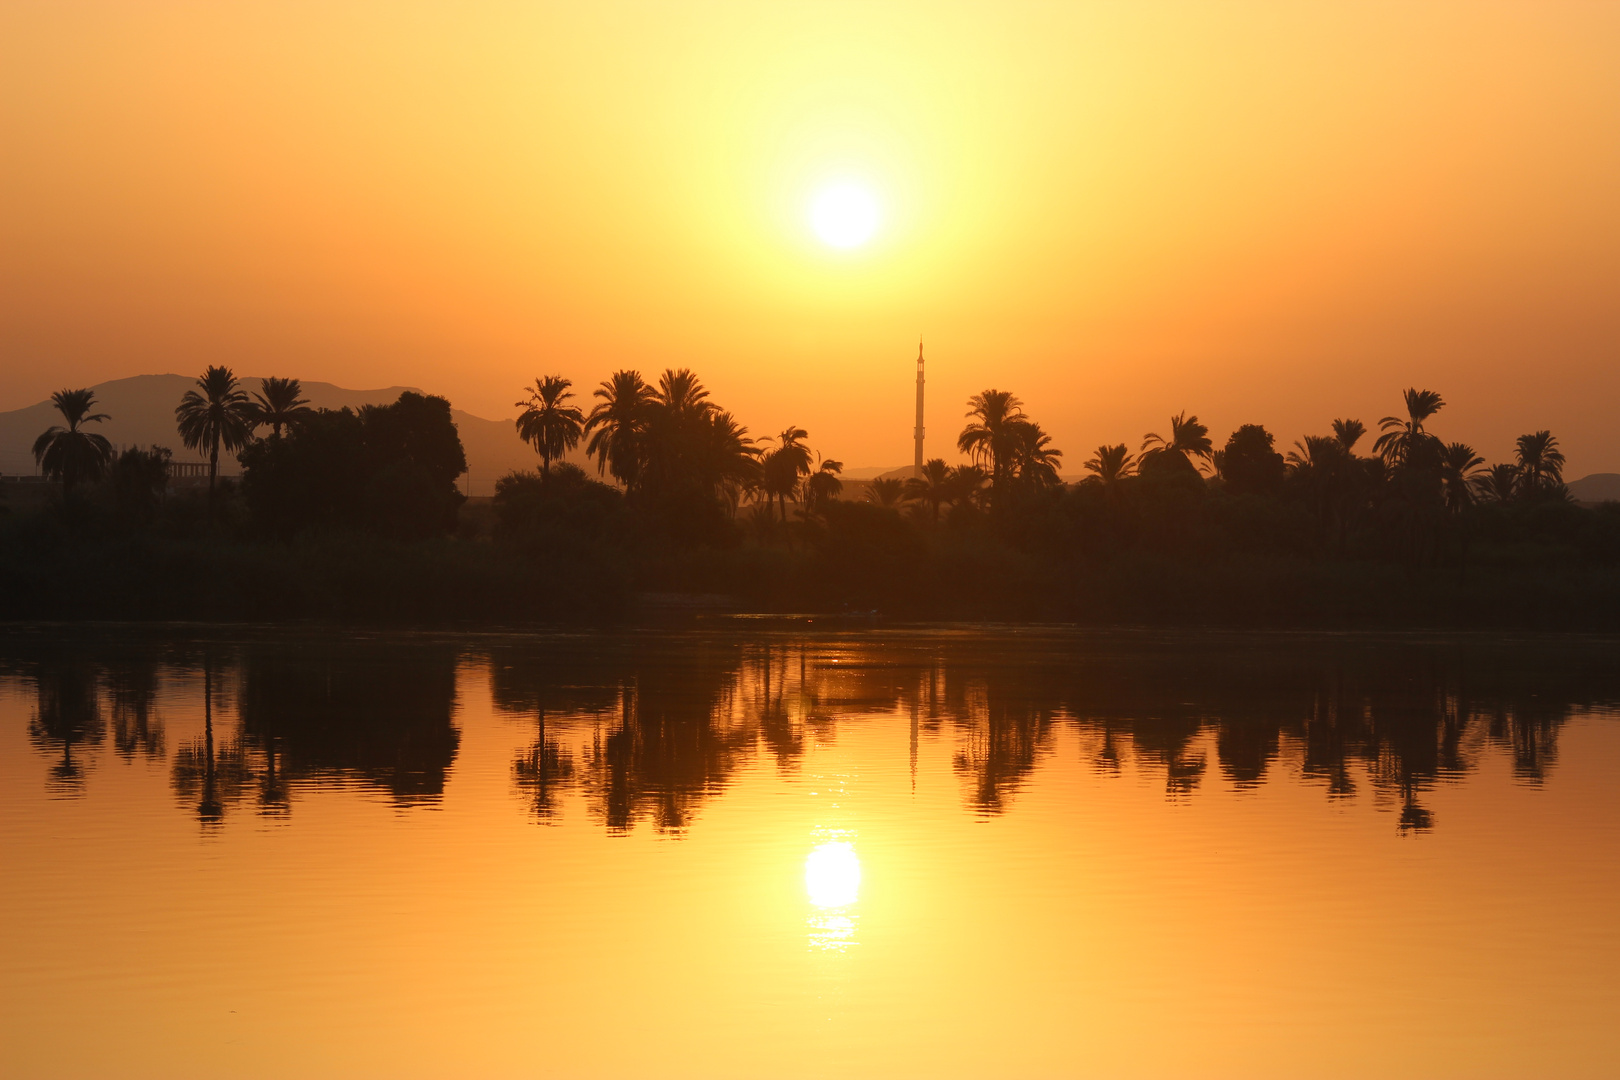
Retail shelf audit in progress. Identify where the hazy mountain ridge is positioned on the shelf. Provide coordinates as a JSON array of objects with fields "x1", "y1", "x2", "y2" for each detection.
[
  {"x1": 0, "y1": 374, "x2": 546, "y2": 494},
  {"x1": 1568, "y1": 473, "x2": 1620, "y2": 504}
]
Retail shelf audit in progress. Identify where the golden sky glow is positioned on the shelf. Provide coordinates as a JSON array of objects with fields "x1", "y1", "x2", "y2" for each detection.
[{"x1": 3, "y1": 2, "x2": 1618, "y2": 470}]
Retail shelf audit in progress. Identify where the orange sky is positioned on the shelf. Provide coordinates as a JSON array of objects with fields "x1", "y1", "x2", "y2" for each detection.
[{"x1": 3, "y1": 2, "x2": 1618, "y2": 472}]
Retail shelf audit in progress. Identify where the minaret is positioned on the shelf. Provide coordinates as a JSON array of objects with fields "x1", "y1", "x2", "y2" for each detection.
[{"x1": 913, "y1": 338, "x2": 925, "y2": 478}]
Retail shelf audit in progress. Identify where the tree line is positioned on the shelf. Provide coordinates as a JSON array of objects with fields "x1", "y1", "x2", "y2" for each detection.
[
  {"x1": 25, "y1": 366, "x2": 1578, "y2": 525},
  {"x1": 9, "y1": 363, "x2": 1618, "y2": 624}
]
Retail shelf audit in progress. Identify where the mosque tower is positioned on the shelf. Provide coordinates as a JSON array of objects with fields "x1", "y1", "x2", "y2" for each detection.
[{"x1": 913, "y1": 339, "x2": 925, "y2": 478}]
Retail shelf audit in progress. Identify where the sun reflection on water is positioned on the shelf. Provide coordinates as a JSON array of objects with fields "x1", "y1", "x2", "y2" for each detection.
[{"x1": 804, "y1": 838, "x2": 861, "y2": 951}]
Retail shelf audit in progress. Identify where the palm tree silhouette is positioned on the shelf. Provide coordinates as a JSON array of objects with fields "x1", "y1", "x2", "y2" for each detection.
[
  {"x1": 1332, "y1": 418, "x2": 1366, "y2": 454},
  {"x1": 1012, "y1": 421, "x2": 1063, "y2": 488},
  {"x1": 804, "y1": 457, "x2": 843, "y2": 515},
  {"x1": 761, "y1": 426, "x2": 812, "y2": 522},
  {"x1": 1514, "y1": 430, "x2": 1565, "y2": 498},
  {"x1": 1373, "y1": 389, "x2": 1444, "y2": 467},
  {"x1": 904, "y1": 458, "x2": 953, "y2": 522},
  {"x1": 945, "y1": 464, "x2": 987, "y2": 510},
  {"x1": 1473, "y1": 463, "x2": 1520, "y2": 504},
  {"x1": 637, "y1": 368, "x2": 761, "y2": 515},
  {"x1": 584, "y1": 370, "x2": 654, "y2": 490},
  {"x1": 1141, "y1": 412, "x2": 1213, "y2": 469},
  {"x1": 32, "y1": 388, "x2": 113, "y2": 492},
  {"x1": 866, "y1": 477, "x2": 906, "y2": 507},
  {"x1": 653, "y1": 367, "x2": 710, "y2": 417},
  {"x1": 28, "y1": 660, "x2": 105, "y2": 795},
  {"x1": 958, "y1": 390, "x2": 1027, "y2": 505},
  {"x1": 1082, "y1": 444, "x2": 1136, "y2": 489},
  {"x1": 1438, "y1": 442, "x2": 1484, "y2": 514},
  {"x1": 251, "y1": 376, "x2": 310, "y2": 438},
  {"x1": 1286, "y1": 434, "x2": 1370, "y2": 552},
  {"x1": 175, "y1": 366, "x2": 256, "y2": 500},
  {"x1": 701, "y1": 409, "x2": 762, "y2": 515},
  {"x1": 515, "y1": 375, "x2": 584, "y2": 477}
]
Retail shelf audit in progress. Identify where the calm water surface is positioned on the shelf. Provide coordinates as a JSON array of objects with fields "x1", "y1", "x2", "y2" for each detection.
[{"x1": 2, "y1": 626, "x2": 1618, "y2": 1078}]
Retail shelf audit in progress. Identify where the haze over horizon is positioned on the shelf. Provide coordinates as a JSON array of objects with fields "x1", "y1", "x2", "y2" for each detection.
[{"x1": 4, "y1": 2, "x2": 1618, "y2": 473}]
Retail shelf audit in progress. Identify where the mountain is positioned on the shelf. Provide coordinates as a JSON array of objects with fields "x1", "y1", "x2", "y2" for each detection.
[
  {"x1": 0, "y1": 374, "x2": 545, "y2": 495},
  {"x1": 1568, "y1": 473, "x2": 1620, "y2": 505}
]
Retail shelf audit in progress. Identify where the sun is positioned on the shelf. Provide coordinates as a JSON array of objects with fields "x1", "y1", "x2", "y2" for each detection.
[
  {"x1": 804, "y1": 841, "x2": 862, "y2": 907},
  {"x1": 809, "y1": 183, "x2": 881, "y2": 249}
]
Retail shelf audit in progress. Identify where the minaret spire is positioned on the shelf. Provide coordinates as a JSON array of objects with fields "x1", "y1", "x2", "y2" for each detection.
[{"x1": 913, "y1": 337, "x2": 925, "y2": 478}]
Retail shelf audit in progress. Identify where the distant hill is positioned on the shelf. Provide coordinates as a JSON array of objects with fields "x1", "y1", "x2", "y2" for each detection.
[
  {"x1": 842, "y1": 465, "x2": 911, "y2": 480},
  {"x1": 1568, "y1": 473, "x2": 1620, "y2": 505},
  {"x1": 0, "y1": 374, "x2": 549, "y2": 495}
]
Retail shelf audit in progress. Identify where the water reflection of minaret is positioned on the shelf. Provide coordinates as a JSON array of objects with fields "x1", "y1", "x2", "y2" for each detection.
[
  {"x1": 198, "y1": 654, "x2": 223, "y2": 824},
  {"x1": 909, "y1": 688, "x2": 918, "y2": 794},
  {"x1": 913, "y1": 338, "x2": 925, "y2": 478}
]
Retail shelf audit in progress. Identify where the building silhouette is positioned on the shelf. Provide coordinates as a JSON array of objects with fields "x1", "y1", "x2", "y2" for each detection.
[{"x1": 913, "y1": 339, "x2": 925, "y2": 478}]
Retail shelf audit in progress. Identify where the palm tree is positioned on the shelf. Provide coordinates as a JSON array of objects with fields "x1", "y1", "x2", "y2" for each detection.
[
  {"x1": 1332, "y1": 418, "x2": 1367, "y2": 454},
  {"x1": 1514, "y1": 430, "x2": 1566, "y2": 498},
  {"x1": 803, "y1": 457, "x2": 843, "y2": 515},
  {"x1": 866, "y1": 477, "x2": 906, "y2": 508},
  {"x1": 904, "y1": 458, "x2": 952, "y2": 523},
  {"x1": 653, "y1": 367, "x2": 710, "y2": 417},
  {"x1": 251, "y1": 377, "x2": 310, "y2": 438},
  {"x1": 700, "y1": 409, "x2": 761, "y2": 514},
  {"x1": 761, "y1": 426, "x2": 812, "y2": 522},
  {"x1": 945, "y1": 464, "x2": 988, "y2": 510},
  {"x1": 1373, "y1": 388, "x2": 1444, "y2": 467},
  {"x1": 1083, "y1": 444, "x2": 1135, "y2": 488},
  {"x1": 1140, "y1": 412, "x2": 1213, "y2": 469},
  {"x1": 1012, "y1": 421, "x2": 1063, "y2": 488},
  {"x1": 635, "y1": 367, "x2": 760, "y2": 520},
  {"x1": 175, "y1": 366, "x2": 256, "y2": 499},
  {"x1": 1473, "y1": 463, "x2": 1520, "y2": 505},
  {"x1": 32, "y1": 389, "x2": 113, "y2": 491},
  {"x1": 1438, "y1": 442, "x2": 1485, "y2": 514},
  {"x1": 514, "y1": 375, "x2": 584, "y2": 477},
  {"x1": 957, "y1": 390, "x2": 1027, "y2": 502},
  {"x1": 1286, "y1": 434, "x2": 1347, "y2": 472},
  {"x1": 583, "y1": 370, "x2": 654, "y2": 490},
  {"x1": 1286, "y1": 434, "x2": 1370, "y2": 552}
]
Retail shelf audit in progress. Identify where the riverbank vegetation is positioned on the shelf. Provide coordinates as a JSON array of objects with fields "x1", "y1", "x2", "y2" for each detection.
[{"x1": 3, "y1": 367, "x2": 1618, "y2": 626}]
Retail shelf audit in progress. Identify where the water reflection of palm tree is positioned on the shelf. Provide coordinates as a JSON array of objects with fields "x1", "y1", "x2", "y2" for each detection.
[
  {"x1": 257, "y1": 732, "x2": 290, "y2": 817},
  {"x1": 197, "y1": 658, "x2": 224, "y2": 821},
  {"x1": 106, "y1": 658, "x2": 164, "y2": 760},
  {"x1": 513, "y1": 706, "x2": 575, "y2": 822},
  {"x1": 755, "y1": 646, "x2": 804, "y2": 770},
  {"x1": 949, "y1": 675, "x2": 1055, "y2": 812},
  {"x1": 28, "y1": 659, "x2": 105, "y2": 794},
  {"x1": 171, "y1": 654, "x2": 253, "y2": 823},
  {"x1": 476, "y1": 633, "x2": 1599, "y2": 837}
]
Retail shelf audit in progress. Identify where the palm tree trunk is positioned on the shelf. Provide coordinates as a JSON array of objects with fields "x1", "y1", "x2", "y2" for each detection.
[{"x1": 208, "y1": 440, "x2": 219, "y2": 501}]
